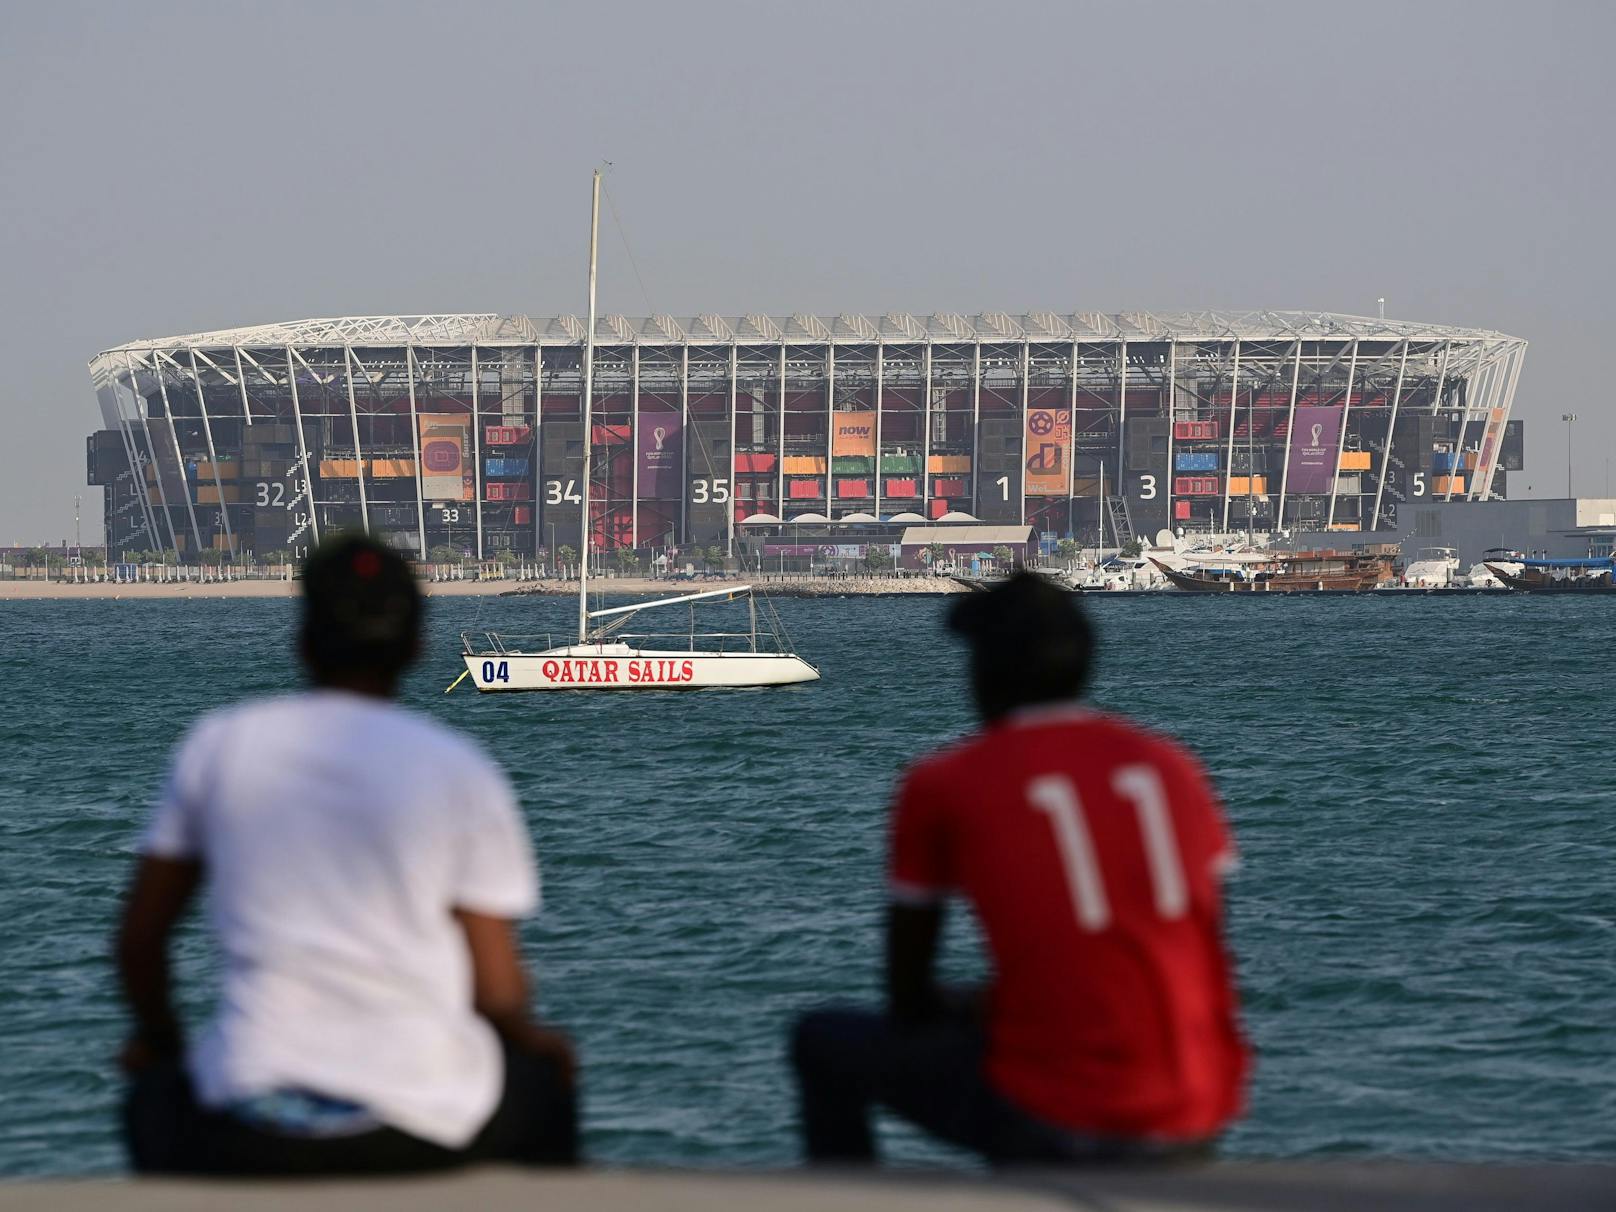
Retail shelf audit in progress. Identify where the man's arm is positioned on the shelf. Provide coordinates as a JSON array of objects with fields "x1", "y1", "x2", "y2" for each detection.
[
  {"x1": 114, "y1": 855, "x2": 203, "y2": 1071},
  {"x1": 454, "y1": 909, "x2": 576, "y2": 1083},
  {"x1": 885, "y1": 902, "x2": 946, "y2": 1026}
]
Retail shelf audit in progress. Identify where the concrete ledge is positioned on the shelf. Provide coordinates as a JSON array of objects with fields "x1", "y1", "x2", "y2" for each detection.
[{"x1": 4, "y1": 1163, "x2": 1614, "y2": 1212}]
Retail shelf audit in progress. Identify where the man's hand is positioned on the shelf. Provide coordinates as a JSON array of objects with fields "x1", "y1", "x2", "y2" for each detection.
[
  {"x1": 118, "y1": 1030, "x2": 180, "y2": 1076},
  {"x1": 453, "y1": 907, "x2": 576, "y2": 1085}
]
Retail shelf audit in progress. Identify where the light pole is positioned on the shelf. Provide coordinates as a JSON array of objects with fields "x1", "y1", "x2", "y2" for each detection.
[{"x1": 1562, "y1": 413, "x2": 1578, "y2": 498}]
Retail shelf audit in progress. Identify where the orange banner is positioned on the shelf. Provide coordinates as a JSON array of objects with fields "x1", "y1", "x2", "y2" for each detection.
[
  {"x1": 419, "y1": 414, "x2": 472, "y2": 501},
  {"x1": 831, "y1": 410, "x2": 876, "y2": 457},
  {"x1": 1024, "y1": 408, "x2": 1072, "y2": 495}
]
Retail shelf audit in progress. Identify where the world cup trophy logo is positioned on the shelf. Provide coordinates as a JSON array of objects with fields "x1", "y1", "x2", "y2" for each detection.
[
  {"x1": 653, "y1": 426, "x2": 667, "y2": 451},
  {"x1": 1310, "y1": 421, "x2": 1324, "y2": 447}
]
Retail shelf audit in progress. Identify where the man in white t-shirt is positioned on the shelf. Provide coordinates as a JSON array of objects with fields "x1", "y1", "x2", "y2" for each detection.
[{"x1": 116, "y1": 536, "x2": 577, "y2": 1174}]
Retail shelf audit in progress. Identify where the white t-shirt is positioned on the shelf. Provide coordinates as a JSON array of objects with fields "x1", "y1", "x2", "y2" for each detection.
[{"x1": 141, "y1": 690, "x2": 539, "y2": 1149}]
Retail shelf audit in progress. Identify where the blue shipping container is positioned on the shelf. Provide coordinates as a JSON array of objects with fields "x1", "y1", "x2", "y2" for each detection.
[
  {"x1": 1175, "y1": 452, "x2": 1220, "y2": 472},
  {"x1": 486, "y1": 457, "x2": 530, "y2": 477}
]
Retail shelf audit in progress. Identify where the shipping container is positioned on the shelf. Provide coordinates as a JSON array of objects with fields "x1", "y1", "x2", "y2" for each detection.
[
  {"x1": 880, "y1": 454, "x2": 918, "y2": 473},
  {"x1": 369, "y1": 458, "x2": 416, "y2": 478},
  {"x1": 1432, "y1": 475, "x2": 1466, "y2": 495},
  {"x1": 932, "y1": 478, "x2": 967, "y2": 497},
  {"x1": 319, "y1": 459, "x2": 362, "y2": 478},
  {"x1": 832, "y1": 456, "x2": 874, "y2": 474},
  {"x1": 927, "y1": 454, "x2": 972, "y2": 474},
  {"x1": 194, "y1": 460, "x2": 239, "y2": 481},
  {"x1": 787, "y1": 478, "x2": 824, "y2": 499},
  {"x1": 836, "y1": 478, "x2": 871, "y2": 498},
  {"x1": 734, "y1": 453, "x2": 776, "y2": 473},
  {"x1": 1173, "y1": 476, "x2": 1220, "y2": 496},
  {"x1": 928, "y1": 499, "x2": 950, "y2": 519},
  {"x1": 1227, "y1": 476, "x2": 1268, "y2": 495},
  {"x1": 1334, "y1": 475, "x2": 1362, "y2": 495},
  {"x1": 884, "y1": 478, "x2": 919, "y2": 497},
  {"x1": 484, "y1": 425, "x2": 532, "y2": 446},
  {"x1": 1337, "y1": 450, "x2": 1372, "y2": 472},
  {"x1": 1173, "y1": 420, "x2": 1220, "y2": 440},
  {"x1": 197, "y1": 484, "x2": 242, "y2": 505},
  {"x1": 1175, "y1": 452, "x2": 1220, "y2": 472},
  {"x1": 514, "y1": 505, "x2": 532, "y2": 525},
  {"x1": 1173, "y1": 500, "x2": 1192, "y2": 520},
  {"x1": 783, "y1": 456, "x2": 827, "y2": 475},
  {"x1": 485, "y1": 456, "x2": 530, "y2": 478}
]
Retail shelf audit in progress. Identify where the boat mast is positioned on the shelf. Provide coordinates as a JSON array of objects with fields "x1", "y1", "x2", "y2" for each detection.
[{"x1": 578, "y1": 169, "x2": 601, "y2": 644}]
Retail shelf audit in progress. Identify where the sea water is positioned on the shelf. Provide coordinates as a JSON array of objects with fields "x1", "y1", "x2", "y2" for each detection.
[{"x1": 1, "y1": 592, "x2": 1613, "y2": 1175}]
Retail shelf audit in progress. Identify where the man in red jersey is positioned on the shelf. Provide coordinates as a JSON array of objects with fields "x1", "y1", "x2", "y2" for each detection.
[{"x1": 791, "y1": 572, "x2": 1248, "y2": 1165}]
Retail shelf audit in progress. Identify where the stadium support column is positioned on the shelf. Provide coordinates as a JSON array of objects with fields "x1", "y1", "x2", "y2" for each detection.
[
  {"x1": 152, "y1": 354, "x2": 205, "y2": 556},
  {"x1": 825, "y1": 344, "x2": 836, "y2": 519},
  {"x1": 232, "y1": 348, "x2": 253, "y2": 426},
  {"x1": 1474, "y1": 342, "x2": 1524, "y2": 502},
  {"x1": 874, "y1": 344, "x2": 885, "y2": 521},
  {"x1": 471, "y1": 345, "x2": 484, "y2": 559},
  {"x1": 776, "y1": 345, "x2": 787, "y2": 518},
  {"x1": 1067, "y1": 340, "x2": 1079, "y2": 538},
  {"x1": 342, "y1": 346, "x2": 370, "y2": 533},
  {"x1": 284, "y1": 347, "x2": 321, "y2": 551},
  {"x1": 970, "y1": 343, "x2": 981, "y2": 506},
  {"x1": 1428, "y1": 341, "x2": 1453, "y2": 416},
  {"x1": 679, "y1": 344, "x2": 690, "y2": 546},
  {"x1": 1448, "y1": 348, "x2": 1496, "y2": 502},
  {"x1": 727, "y1": 343, "x2": 738, "y2": 557},
  {"x1": 1325, "y1": 341, "x2": 1359, "y2": 529},
  {"x1": 921, "y1": 343, "x2": 933, "y2": 520},
  {"x1": 1275, "y1": 340, "x2": 1304, "y2": 528},
  {"x1": 631, "y1": 344, "x2": 640, "y2": 548},
  {"x1": 1163, "y1": 341, "x2": 1178, "y2": 536},
  {"x1": 126, "y1": 351, "x2": 181, "y2": 555},
  {"x1": 188, "y1": 349, "x2": 236, "y2": 559},
  {"x1": 1220, "y1": 342, "x2": 1241, "y2": 532},
  {"x1": 1116, "y1": 340, "x2": 1128, "y2": 518},
  {"x1": 115, "y1": 352, "x2": 165, "y2": 553},
  {"x1": 405, "y1": 347, "x2": 427, "y2": 559},
  {"x1": 532, "y1": 345, "x2": 543, "y2": 559},
  {"x1": 1370, "y1": 342, "x2": 1410, "y2": 528},
  {"x1": 1018, "y1": 341, "x2": 1029, "y2": 526}
]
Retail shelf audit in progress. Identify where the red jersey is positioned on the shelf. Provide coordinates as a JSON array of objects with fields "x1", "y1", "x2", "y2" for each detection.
[{"x1": 889, "y1": 705, "x2": 1249, "y2": 1140}]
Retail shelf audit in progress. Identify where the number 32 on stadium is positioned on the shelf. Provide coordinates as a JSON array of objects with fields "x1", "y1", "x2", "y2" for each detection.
[{"x1": 1029, "y1": 768, "x2": 1187, "y2": 930}]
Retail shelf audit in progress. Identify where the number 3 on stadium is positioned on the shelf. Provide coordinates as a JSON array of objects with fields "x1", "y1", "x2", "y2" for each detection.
[{"x1": 1029, "y1": 766, "x2": 1187, "y2": 930}]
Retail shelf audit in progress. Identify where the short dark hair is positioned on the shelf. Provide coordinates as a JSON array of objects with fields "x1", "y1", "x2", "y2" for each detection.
[
  {"x1": 299, "y1": 536, "x2": 422, "y2": 678},
  {"x1": 947, "y1": 571, "x2": 1095, "y2": 721}
]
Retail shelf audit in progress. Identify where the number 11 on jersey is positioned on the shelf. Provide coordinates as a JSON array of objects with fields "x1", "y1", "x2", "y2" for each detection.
[{"x1": 1029, "y1": 765, "x2": 1188, "y2": 932}]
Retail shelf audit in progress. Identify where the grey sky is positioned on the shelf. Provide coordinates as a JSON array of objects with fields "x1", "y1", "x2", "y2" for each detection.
[{"x1": 2, "y1": 0, "x2": 1611, "y2": 543}]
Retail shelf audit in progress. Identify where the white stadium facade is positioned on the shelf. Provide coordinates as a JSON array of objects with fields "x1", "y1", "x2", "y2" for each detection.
[{"x1": 85, "y1": 310, "x2": 1526, "y2": 561}]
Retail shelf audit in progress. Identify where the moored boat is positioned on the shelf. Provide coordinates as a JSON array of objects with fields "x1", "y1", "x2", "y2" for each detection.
[
  {"x1": 1150, "y1": 549, "x2": 1395, "y2": 592},
  {"x1": 1485, "y1": 557, "x2": 1616, "y2": 593}
]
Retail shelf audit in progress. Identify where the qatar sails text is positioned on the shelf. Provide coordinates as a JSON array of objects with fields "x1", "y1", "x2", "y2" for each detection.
[{"x1": 459, "y1": 171, "x2": 819, "y2": 692}]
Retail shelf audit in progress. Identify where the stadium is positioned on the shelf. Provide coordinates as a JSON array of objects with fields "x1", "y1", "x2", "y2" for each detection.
[{"x1": 85, "y1": 311, "x2": 1527, "y2": 563}]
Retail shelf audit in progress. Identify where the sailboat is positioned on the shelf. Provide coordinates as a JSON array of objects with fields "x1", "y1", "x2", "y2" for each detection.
[{"x1": 458, "y1": 171, "x2": 819, "y2": 692}]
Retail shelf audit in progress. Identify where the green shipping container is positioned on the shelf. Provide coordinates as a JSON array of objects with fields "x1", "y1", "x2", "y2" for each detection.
[
  {"x1": 832, "y1": 456, "x2": 875, "y2": 474},
  {"x1": 879, "y1": 454, "x2": 917, "y2": 473}
]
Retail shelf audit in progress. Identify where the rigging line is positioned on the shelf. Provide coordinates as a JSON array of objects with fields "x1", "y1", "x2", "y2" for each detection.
[{"x1": 601, "y1": 177, "x2": 655, "y2": 318}]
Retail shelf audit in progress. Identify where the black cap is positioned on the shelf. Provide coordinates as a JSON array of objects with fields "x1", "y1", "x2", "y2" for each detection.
[
  {"x1": 300, "y1": 535, "x2": 422, "y2": 676},
  {"x1": 948, "y1": 571, "x2": 1094, "y2": 720}
]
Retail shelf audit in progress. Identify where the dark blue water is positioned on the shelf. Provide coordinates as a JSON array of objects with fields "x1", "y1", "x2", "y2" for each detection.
[{"x1": 2, "y1": 592, "x2": 1613, "y2": 1175}]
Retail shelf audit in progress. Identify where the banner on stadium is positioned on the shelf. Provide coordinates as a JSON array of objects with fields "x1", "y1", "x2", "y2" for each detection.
[
  {"x1": 418, "y1": 414, "x2": 472, "y2": 501},
  {"x1": 637, "y1": 411, "x2": 683, "y2": 498},
  {"x1": 831, "y1": 411, "x2": 876, "y2": 457},
  {"x1": 1285, "y1": 406, "x2": 1343, "y2": 494},
  {"x1": 1473, "y1": 407, "x2": 1507, "y2": 490},
  {"x1": 1024, "y1": 408, "x2": 1072, "y2": 495}
]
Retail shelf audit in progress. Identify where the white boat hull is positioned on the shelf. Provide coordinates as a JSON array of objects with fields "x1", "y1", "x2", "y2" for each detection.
[{"x1": 463, "y1": 643, "x2": 820, "y2": 692}]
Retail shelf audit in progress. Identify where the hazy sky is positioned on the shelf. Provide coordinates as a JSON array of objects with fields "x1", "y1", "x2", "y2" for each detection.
[{"x1": 2, "y1": 0, "x2": 1611, "y2": 543}]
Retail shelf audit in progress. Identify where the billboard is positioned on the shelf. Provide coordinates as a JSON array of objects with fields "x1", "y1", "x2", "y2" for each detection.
[
  {"x1": 419, "y1": 414, "x2": 472, "y2": 501},
  {"x1": 1024, "y1": 408, "x2": 1072, "y2": 495},
  {"x1": 831, "y1": 410, "x2": 876, "y2": 456},
  {"x1": 1285, "y1": 406, "x2": 1342, "y2": 494},
  {"x1": 637, "y1": 411, "x2": 683, "y2": 498}
]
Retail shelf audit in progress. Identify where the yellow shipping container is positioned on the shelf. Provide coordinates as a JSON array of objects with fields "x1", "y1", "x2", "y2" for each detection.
[
  {"x1": 319, "y1": 459, "x2": 362, "y2": 478},
  {"x1": 194, "y1": 460, "x2": 239, "y2": 480},
  {"x1": 1338, "y1": 451, "x2": 1372, "y2": 471},
  {"x1": 1432, "y1": 475, "x2": 1466, "y2": 495},
  {"x1": 369, "y1": 458, "x2": 417, "y2": 478},
  {"x1": 1227, "y1": 476, "x2": 1268, "y2": 495},
  {"x1": 197, "y1": 484, "x2": 242, "y2": 505},
  {"x1": 927, "y1": 454, "x2": 972, "y2": 473},
  {"x1": 782, "y1": 456, "x2": 827, "y2": 475}
]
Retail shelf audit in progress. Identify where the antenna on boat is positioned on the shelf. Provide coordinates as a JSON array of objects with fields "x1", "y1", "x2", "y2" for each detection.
[{"x1": 578, "y1": 168, "x2": 602, "y2": 644}]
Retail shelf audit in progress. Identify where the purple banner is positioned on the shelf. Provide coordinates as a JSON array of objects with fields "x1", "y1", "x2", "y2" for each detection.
[
  {"x1": 637, "y1": 412, "x2": 683, "y2": 498},
  {"x1": 1286, "y1": 406, "x2": 1343, "y2": 494}
]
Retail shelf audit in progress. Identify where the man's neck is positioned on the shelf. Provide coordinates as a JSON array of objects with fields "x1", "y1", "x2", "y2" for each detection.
[{"x1": 311, "y1": 673, "x2": 398, "y2": 701}]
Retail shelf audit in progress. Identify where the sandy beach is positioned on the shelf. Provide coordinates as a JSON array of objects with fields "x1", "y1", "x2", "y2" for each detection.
[{"x1": 0, "y1": 576, "x2": 967, "y2": 601}]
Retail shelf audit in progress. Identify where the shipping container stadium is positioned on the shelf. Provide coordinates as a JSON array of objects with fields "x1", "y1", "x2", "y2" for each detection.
[{"x1": 85, "y1": 311, "x2": 1526, "y2": 562}]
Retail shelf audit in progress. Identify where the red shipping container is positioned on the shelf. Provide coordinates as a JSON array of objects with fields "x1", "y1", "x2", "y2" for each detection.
[
  {"x1": 1173, "y1": 476, "x2": 1220, "y2": 496},
  {"x1": 485, "y1": 424, "x2": 532, "y2": 446},
  {"x1": 929, "y1": 498, "x2": 949, "y2": 519},
  {"x1": 933, "y1": 478, "x2": 967, "y2": 497},
  {"x1": 836, "y1": 479, "x2": 871, "y2": 498},
  {"x1": 1173, "y1": 420, "x2": 1220, "y2": 441},
  {"x1": 591, "y1": 423, "x2": 631, "y2": 446},
  {"x1": 734, "y1": 453, "x2": 777, "y2": 473},
  {"x1": 788, "y1": 478, "x2": 824, "y2": 499},
  {"x1": 1173, "y1": 500, "x2": 1191, "y2": 520},
  {"x1": 514, "y1": 505, "x2": 533, "y2": 524},
  {"x1": 884, "y1": 478, "x2": 918, "y2": 497}
]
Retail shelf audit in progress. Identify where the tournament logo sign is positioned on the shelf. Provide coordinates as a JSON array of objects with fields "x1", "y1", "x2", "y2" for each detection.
[
  {"x1": 1285, "y1": 406, "x2": 1342, "y2": 495},
  {"x1": 637, "y1": 411, "x2": 682, "y2": 498},
  {"x1": 1024, "y1": 408, "x2": 1072, "y2": 496}
]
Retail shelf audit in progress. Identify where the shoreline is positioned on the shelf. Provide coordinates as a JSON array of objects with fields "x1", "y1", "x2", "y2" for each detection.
[{"x1": 0, "y1": 576, "x2": 969, "y2": 602}]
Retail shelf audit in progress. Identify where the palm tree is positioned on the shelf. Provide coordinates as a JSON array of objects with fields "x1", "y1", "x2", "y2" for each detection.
[{"x1": 557, "y1": 545, "x2": 578, "y2": 577}]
